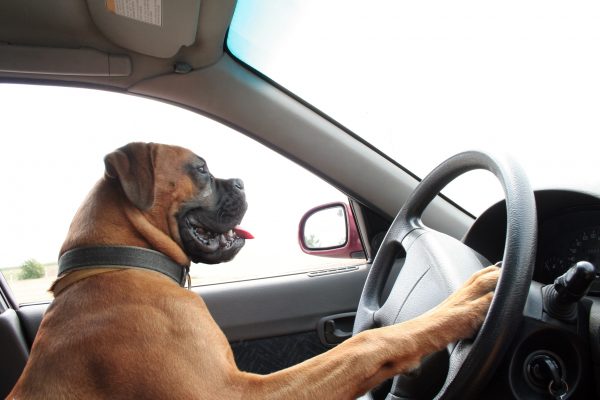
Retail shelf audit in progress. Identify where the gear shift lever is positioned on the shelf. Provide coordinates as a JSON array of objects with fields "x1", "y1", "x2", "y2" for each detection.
[{"x1": 543, "y1": 261, "x2": 596, "y2": 321}]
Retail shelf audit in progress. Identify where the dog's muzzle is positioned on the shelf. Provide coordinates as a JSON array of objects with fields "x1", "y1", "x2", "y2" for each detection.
[{"x1": 178, "y1": 178, "x2": 251, "y2": 264}]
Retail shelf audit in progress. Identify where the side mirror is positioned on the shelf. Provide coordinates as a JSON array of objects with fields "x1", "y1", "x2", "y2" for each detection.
[{"x1": 298, "y1": 202, "x2": 364, "y2": 258}]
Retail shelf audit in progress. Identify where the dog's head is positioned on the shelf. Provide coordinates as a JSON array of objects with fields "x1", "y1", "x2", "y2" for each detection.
[{"x1": 104, "y1": 142, "x2": 249, "y2": 264}]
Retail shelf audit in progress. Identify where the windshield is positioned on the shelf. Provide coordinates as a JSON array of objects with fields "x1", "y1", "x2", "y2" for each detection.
[{"x1": 227, "y1": 1, "x2": 600, "y2": 216}]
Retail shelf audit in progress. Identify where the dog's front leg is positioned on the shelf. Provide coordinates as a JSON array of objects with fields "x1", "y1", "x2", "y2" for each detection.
[{"x1": 234, "y1": 266, "x2": 499, "y2": 400}]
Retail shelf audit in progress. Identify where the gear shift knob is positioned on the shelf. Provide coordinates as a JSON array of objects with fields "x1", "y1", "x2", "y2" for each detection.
[
  {"x1": 553, "y1": 261, "x2": 596, "y2": 304},
  {"x1": 543, "y1": 261, "x2": 596, "y2": 321}
]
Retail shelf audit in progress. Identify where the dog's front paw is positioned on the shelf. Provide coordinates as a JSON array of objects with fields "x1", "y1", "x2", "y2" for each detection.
[
  {"x1": 431, "y1": 266, "x2": 500, "y2": 341},
  {"x1": 367, "y1": 266, "x2": 499, "y2": 378}
]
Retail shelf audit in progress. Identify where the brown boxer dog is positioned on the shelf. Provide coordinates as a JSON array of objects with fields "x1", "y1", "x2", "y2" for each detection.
[{"x1": 9, "y1": 142, "x2": 499, "y2": 399}]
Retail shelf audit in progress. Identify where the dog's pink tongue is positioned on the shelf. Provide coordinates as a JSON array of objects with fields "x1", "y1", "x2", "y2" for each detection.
[{"x1": 234, "y1": 227, "x2": 254, "y2": 239}]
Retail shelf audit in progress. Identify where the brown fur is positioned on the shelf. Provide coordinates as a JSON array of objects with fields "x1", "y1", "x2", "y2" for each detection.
[{"x1": 8, "y1": 143, "x2": 499, "y2": 399}]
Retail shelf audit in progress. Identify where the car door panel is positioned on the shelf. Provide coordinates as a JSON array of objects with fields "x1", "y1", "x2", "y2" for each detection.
[
  {"x1": 199, "y1": 265, "x2": 368, "y2": 342},
  {"x1": 0, "y1": 309, "x2": 29, "y2": 398},
  {"x1": 206, "y1": 264, "x2": 369, "y2": 373},
  {"x1": 231, "y1": 331, "x2": 329, "y2": 374},
  {"x1": 16, "y1": 304, "x2": 46, "y2": 347}
]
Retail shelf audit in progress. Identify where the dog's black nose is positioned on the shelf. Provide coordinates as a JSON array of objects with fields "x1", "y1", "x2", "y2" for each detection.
[{"x1": 232, "y1": 179, "x2": 244, "y2": 191}]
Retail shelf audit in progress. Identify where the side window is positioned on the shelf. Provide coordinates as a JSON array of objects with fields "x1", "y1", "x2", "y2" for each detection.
[{"x1": 0, "y1": 84, "x2": 364, "y2": 304}]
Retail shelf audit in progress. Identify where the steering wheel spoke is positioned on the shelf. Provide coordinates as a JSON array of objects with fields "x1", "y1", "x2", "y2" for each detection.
[{"x1": 377, "y1": 228, "x2": 492, "y2": 328}]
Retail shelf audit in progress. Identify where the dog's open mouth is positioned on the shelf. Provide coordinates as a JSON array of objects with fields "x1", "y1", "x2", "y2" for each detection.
[
  {"x1": 180, "y1": 215, "x2": 252, "y2": 264},
  {"x1": 188, "y1": 223, "x2": 253, "y2": 252}
]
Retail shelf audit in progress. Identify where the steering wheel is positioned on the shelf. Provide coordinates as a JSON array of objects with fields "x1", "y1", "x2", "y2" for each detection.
[{"x1": 353, "y1": 151, "x2": 537, "y2": 400}]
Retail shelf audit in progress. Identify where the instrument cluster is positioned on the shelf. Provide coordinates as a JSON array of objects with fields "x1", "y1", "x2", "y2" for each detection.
[
  {"x1": 536, "y1": 209, "x2": 600, "y2": 292},
  {"x1": 464, "y1": 190, "x2": 600, "y2": 296}
]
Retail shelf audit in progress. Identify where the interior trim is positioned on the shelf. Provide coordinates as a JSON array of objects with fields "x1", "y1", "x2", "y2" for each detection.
[
  {"x1": 0, "y1": 44, "x2": 131, "y2": 77},
  {"x1": 0, "y1": 272, "x2": 17, "y2": 311},
  {"x1": 0, "y1": 309, "x2": 29, "y2": 398},
  {"x1": 86, "y1": 0, "x2": 201, "y2": 58}
]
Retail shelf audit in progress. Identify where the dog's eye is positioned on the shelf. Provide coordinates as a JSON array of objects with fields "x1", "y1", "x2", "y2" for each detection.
[{"x1": 196, "y1": 165, "x2": 207, "y2": 174}]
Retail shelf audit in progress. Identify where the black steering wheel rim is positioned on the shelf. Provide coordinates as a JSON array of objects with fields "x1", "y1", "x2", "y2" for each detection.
[{"x1": 354, "y1": 151, "x2": 537, "y2": 399}]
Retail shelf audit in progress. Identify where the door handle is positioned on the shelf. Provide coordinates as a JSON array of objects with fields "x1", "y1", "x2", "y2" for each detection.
[{"x1": 318, "y1": 312, "x2": 355, "y2": 346}]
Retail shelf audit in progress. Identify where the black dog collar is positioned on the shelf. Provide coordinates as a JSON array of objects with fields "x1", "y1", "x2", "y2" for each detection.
[{"x1": 58, "y1": 246, "x2": 190, "y2": 287}]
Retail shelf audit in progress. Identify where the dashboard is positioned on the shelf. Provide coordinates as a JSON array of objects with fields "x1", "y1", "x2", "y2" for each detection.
[{"x1": 464, "y1": 190, "x2": 600, "y2": 295}]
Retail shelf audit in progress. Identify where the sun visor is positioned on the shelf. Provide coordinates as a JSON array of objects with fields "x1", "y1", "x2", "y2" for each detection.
[{"x1": 86, "y1": 0, "x2": 201, "y2": 58}]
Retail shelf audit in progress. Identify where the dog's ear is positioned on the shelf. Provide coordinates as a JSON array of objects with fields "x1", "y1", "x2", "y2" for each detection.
[{"x1": 104, "y1": 142, "x2": 155, "y2": 210}]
